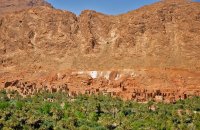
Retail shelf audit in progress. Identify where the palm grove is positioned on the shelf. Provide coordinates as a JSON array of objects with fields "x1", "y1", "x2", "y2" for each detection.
[{"x1": 0, "y1": 90, "x2": 200, "y2": 130}]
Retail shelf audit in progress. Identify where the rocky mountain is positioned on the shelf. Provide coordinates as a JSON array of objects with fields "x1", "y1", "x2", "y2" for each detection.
[
  {"x1": 0, "y1": 0, "x2": 199, "y2": 102},
  {"x1": 0, "y1": 0, "x2": 200, "y2": 72},
  {"x1": 0, "y1": 0, "x2": 52, "y2": 16}
]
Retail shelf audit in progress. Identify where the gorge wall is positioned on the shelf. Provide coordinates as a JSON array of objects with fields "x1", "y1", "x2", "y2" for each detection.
[{"x1": 0, "y1": 0, "x2": 200, "y2": 102}]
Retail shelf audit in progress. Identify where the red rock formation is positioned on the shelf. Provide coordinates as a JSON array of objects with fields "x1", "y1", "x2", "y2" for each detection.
[{"x1": 0, "y1": 0, "x2": 200, "y2": 71}]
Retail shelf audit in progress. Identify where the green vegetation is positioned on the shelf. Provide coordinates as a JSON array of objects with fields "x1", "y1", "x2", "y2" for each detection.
[{"x1": 0, "y1": 90, "x2": 200, "y2": 130}]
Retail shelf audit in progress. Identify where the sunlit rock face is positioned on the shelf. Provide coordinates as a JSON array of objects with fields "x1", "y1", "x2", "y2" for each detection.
[{"x1": 0, "y1": 0, "x2": 200, "y2": 72}]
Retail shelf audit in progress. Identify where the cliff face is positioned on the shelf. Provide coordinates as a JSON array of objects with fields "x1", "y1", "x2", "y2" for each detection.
[
  {"x1": 0, "y1": 0, "x2": 200, "y2": 102},
  {"x1": 0, "y1": 0, "x2": 200, "y2": 72}
]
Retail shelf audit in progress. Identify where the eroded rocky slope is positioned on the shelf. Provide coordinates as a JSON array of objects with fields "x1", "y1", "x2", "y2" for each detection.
[{"x1": 0, "y1": 0, "x2": 200, "y2": 102}]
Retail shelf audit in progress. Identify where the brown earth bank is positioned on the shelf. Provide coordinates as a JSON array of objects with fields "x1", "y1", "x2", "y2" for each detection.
[{"x1": 0, "y1": 0, "x2": 200, "y2": 102}]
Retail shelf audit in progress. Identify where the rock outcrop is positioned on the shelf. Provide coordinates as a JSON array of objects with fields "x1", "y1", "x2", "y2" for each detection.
[{"x1": 0, "y1": 0, "x2": 200, "y2": 102}]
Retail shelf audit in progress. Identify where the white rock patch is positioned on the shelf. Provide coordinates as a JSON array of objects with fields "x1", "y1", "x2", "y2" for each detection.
[{"x1": 89, "y1": 71, "x2": 98, "y2": 79}]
